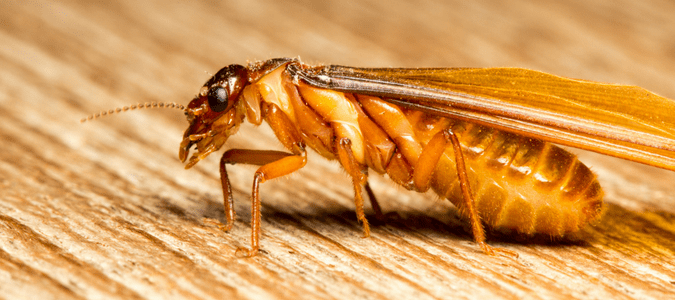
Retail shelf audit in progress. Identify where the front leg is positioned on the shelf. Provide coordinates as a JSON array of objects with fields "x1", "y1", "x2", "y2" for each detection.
[
  {"x1": 214, "y1": 148, "x2": 306, "y2": 256},
  {"x1": 217, "y1": 149, "x2": 300, "y2": 232},
  {"x1": 243, "y1": 146, "x2": 307, "y2": 257},
  {"x1": 221, "y1": 102, "x2": 308, "y2": 257},
  {"x1": 216, "y1": 146, "x2": 307, "y2": 257}
]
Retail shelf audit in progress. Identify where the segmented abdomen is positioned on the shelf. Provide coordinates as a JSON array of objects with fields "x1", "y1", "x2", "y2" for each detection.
[{"x1": 412, "y1": 113, "x2": 605, "y2": 236}]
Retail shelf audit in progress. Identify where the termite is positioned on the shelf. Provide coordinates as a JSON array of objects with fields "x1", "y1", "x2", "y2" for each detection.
[{"x1": 83, "y1": 58, "x2": 675, "y2": 257}]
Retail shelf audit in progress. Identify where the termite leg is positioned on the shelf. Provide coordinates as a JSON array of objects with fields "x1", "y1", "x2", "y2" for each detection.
[
  {"x1": 364, "y1": 182, "x2": 386, "y2": 221},
  {"x1": 220, "y1": 146, "x2": 307, "y2": 258},
  {"x1": 229, "y1": 102, "x2": 308, "y2": 257},
  {"x1": 214, "y1": 149, "x2": 298, "y2": 232},
  {"x1": 337, "y1": 138, "x2": 371, "y2": 237},
  {"x1": 412, "y1": 130, "x2": 454, "y2": 192},
  {"x1": 446, "y1": 129, "x2": 517, "y2": 258},
  {"x1": 209, "y1": 154, "x2": 235, "y2": 232}
]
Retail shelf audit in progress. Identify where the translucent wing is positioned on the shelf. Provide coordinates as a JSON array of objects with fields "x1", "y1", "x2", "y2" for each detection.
[{"x1": 289, "y1": 64, "x2": 675, "y2": 171}]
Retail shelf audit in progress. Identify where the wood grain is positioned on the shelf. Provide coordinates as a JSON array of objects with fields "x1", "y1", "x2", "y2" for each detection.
[{"x1": 1, "y1": 0, "x2": 675, "y2": 299}]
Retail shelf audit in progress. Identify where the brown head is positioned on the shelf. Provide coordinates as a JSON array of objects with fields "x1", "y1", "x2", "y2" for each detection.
[{"x1": 179, "y1": 64, "x2": 250, "y2": 168}]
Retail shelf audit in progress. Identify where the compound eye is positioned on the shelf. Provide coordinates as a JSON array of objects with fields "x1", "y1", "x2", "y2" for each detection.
[{"x1": 207, "y1": 87, "x2": 229, "y2": 112}]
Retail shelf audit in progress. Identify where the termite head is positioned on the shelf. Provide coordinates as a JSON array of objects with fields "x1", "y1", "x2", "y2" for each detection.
[{"x1": 179, "y1": 64, "x2": 250, "y2": 168}]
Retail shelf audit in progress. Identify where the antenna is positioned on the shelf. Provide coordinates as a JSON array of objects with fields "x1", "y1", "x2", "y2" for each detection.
[{"x1": 80, "y1": 102, "x2": 186, "y2": 123}]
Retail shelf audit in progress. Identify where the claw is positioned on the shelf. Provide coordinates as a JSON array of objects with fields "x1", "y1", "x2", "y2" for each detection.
[
  {"x1": 479, "y1": 242, "x2": 518, "y2": 258},
  {"x1": 202, "y1": 218, "x2": 233, "y2": 232},
  {"x1": 235, "y1": 247, "x2": 259, "y2": 258}
]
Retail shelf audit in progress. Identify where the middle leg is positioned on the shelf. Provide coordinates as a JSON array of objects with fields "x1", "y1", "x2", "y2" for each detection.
[{"x1": 336, "y1": 138, "x2": 371, "y2": 237}]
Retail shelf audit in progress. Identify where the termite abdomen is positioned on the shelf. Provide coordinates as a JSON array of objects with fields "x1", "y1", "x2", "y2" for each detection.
[{"x1": 416, "y1": 118, "x2": 604, "y2": 237}]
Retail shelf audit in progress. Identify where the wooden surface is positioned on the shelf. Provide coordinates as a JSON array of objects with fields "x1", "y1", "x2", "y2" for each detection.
[{"x1": 2, "y1": 0, "x2": 675, "y2": 299}]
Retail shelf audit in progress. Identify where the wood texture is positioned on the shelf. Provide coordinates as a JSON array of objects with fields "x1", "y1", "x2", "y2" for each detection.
[{"x1": 1, "y1": 0, "x2": 675, "y2": 299}]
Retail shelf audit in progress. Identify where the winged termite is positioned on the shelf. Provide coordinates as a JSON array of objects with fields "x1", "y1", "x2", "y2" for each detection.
[{"x1": 84, "y1": 57, "x2": 675, "y2": 257}]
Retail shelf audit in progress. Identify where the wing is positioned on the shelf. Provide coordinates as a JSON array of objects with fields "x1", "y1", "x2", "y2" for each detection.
[{"x1": 287, "y1": 64, "x2": 675, "y2": 171}]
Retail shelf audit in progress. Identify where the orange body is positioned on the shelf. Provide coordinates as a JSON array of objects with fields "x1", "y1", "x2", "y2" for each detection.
[
  {"x1": 247, "y1": 68, "x2": 604, "y2": 236},
  {"x1": 170, "y1": 57, "x2": 675, "y2": 257},
  {"x1": 84, "y1": 58, "x2": 675, "y2": 257},
  {"x1": 421, "y1": 118, "x2": 603, "y2": 236}
]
